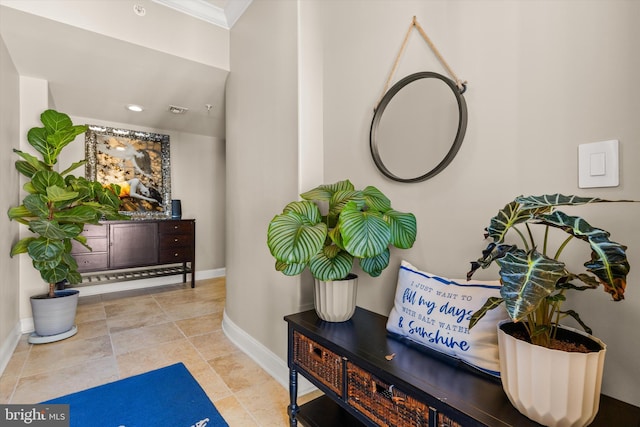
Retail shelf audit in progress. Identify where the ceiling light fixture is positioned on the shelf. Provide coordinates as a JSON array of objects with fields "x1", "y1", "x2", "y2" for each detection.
[
  {"x1": 126, "y1": 104, "x2": 144, "y2": 112},
  {"x1": 168, "y1": 105, "x2": 189, "y2": 114}
]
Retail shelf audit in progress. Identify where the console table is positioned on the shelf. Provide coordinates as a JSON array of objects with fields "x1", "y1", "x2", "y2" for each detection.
[
  {"x1": 285, "y1": 307, "x2": 640, "y2": 427},
  {"x1": 71, "y1": 219, "x2": 196, "y2": 288}
]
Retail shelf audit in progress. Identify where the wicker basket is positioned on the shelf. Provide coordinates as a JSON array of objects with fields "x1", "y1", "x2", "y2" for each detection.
[
  {"x1": 438, "y1": 413, "x2": 463, "y2": 427},
  {"x1": 293, "y1": 331, "x2": 343, "y2": 396},
  {"x1": 347, "y1": 361, "x2": 431, "y2": 426}
]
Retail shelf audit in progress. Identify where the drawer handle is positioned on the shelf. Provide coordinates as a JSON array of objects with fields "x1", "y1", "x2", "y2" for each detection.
[
  {"x1": 374, "y1": 382, "x2": 405, "y2": 404},
  {"x1": 174, "y1": 238, "x2": 179, "y2": 242},
  {"x1": 174, "y1": 225, "x2": 179, "y2": 229},
  {"x1": 174, "y1": 253, "x2": 179, "y2": 257},
  {"x1": 309, "y1": 344, "x2": 324, "y2": 360}
]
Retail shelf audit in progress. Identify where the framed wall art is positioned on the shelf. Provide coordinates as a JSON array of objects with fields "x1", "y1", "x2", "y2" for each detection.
[{"x1": 85, "y1": 125, "x2": 171, "y2": 219}]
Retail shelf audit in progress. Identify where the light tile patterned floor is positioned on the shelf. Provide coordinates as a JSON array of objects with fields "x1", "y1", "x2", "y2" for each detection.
[{"x1": 0, "y1": 278, "x2": 321, "y2": 426}]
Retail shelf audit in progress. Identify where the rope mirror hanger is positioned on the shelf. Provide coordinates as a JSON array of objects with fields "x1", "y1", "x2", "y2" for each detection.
[{"x1": 370, "y1": 16, "x2": 468, "y2": 183}]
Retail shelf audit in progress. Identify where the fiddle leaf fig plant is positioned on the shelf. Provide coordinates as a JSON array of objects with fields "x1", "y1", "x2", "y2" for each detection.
[
  {"x1": 8, "y1": 109, "x2": 126, "y2": 298},
  {"x1": 467, "y1": 194, "x2": 632, "y2": 348},
  {"x1": 267, "y1": 179, "x2": 417, "y2": 281}
]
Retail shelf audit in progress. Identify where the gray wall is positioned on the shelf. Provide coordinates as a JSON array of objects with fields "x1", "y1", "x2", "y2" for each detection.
[
  {"x1": 226, "y1": 0, "x2": 305, "y2": 358},
  {"x1": 226, "y1": 0, "x2": 640, "y2": 406},
  {"x1": 0, "y1": 34, "x2": 21, "y2": 373}
]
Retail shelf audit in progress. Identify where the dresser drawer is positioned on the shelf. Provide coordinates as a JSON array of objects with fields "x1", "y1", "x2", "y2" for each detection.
[
  {"x1": 80, "y1": 224, "x2": 108, "y2": 237},
  {"x1": 75, "y1": 253, "x2": 109, "y2": 272},
  {"x1": 71, "y1": 237, "x2": 108, "y2": 254},
  {"x1": 347, "y1": 361, "x2": 432, "y2": 427},
  {"x1": 159, "y1": 220, "x2": 193, "y2": 235},
  {"x1": 293, "y1": 332, "x2": 343, "y2": 396},
  {"x1": 159, "y1": 247, "x2": 194, "y2": 263},
  {"x1": 159, "y1": 234, "x2": 192, "y2": 249}
]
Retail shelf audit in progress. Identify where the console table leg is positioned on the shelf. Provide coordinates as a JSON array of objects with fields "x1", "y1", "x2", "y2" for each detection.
[{"x1": 288, "y1": 366, "x2": 299, "y2": 427}]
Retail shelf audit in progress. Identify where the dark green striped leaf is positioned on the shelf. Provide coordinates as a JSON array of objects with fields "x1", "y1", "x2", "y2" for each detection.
[{"x1": 497, "y1": 249, "x2": 565, "y2": 321}]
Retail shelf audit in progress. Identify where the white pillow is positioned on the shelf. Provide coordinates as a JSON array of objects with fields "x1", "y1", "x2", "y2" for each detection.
[{"x1": 386, "y1": 260, "x2": 508, "y2": 377}]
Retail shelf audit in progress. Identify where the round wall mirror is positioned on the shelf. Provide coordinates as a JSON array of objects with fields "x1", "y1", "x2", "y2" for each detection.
[{"x1": 370, "y1": 72, "x2": 468, "y2": 183}]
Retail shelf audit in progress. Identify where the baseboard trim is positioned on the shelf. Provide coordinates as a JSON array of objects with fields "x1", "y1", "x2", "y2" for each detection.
[
  {"x1": 221, "y1": 309, "x2": 317, "y2": 396},
  {"x1": 0, "y1": 321, "x2": 23, "y2": 377}
]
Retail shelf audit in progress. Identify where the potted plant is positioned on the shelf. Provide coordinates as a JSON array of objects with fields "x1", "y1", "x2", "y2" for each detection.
[
  {"x1": 267, "y1": 179, "x2": 417, "y2": 321},
  {"x1": 8, "y1": 109, "x2": 126, "y2": 344},
  {"x1": 467, "y1": 194, "x2": 631, "y2": 427}
]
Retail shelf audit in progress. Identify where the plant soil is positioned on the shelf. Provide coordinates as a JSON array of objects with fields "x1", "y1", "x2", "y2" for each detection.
[{"x1": 501, "y1": 322, "x2": 602, "y2": 354}]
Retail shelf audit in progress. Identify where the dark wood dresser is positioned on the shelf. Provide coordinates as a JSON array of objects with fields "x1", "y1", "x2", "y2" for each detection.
[
  {"x1": 71, "y1": 219, "x2": 196, "y2": 287},
  {"x1": 285, "y1": 307, "x2": 640, "y2": 427}
]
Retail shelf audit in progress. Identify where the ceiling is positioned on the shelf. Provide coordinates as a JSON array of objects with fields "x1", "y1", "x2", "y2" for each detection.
[{"x1": 0, "y1": 0, "x2": 251, "y2": 138}]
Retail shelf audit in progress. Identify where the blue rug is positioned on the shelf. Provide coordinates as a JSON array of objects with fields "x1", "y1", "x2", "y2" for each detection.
[{"x1": 43, "y1": 363, "x2": 228, "y2": 427}]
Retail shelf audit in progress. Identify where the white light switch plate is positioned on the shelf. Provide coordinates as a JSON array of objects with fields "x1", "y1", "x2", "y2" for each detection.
[{"x1": 578, "y1": 140, "x2": 619, "y2": 188}]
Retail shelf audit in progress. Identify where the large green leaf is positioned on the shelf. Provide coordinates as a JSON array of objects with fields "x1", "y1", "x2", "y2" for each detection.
[
  {"x1": 65, "y1": 270, "x2": 83, "y2": 285},
  {"x1": 9, "y1": 237, "x2": 35, "y2": 257},
  {"x1": 275, "y1": 260, "x2": 307, "y2": 276},
  {"x1": 14, "y1": 160, "x2": 39, "y2": 179},
  {"x1": 359, "y1": 248, "x2": 390, "y2": 277},
  {"x1": 309, "y1": 247, "x2": 354, "y2": 281},
  {"x1": 267, "y1": 210, "x2": 327, "y2": 264},
  {"x1": 47, "y1": 125, "x2": 87, "y2": 157},
  {"x1": 28, "y1": 110, "x2": 87, "y2": 166},
  {"x1": 282, "y1": 200, "x2": 323, "y2": 223},
  {"x1": 39, "y1": 262, "x2": 69, "y2": 285},
  {"x1": 13, "y1": 149, "x2": 47, "y2": 178},
  {"x1": 97, "y1": 185, "x2": 123, "y2": 208},
  {"x1": 53, "y1": 205, "x2": 102, "y2": 223},
  {"x1": 468, "y1": 243, "x2": 518, "y2": 278},
  {"x1": 328, "y1": 190, "x2": 363, "y2": 221},
  {"x1": 300, "y1": 179, "x2": 355, "y2": 202},
  {"x1": 339, "y1": 202, "x2": 390, "y2": 258},
  {"x1": 486, "y1": 201, "x2": 541, "y2": 243},
  {"x1": 362, "y1": 186, "x2": 391, "y2": 212},
  {"x1": 497, "y1": 249, "x2": 566, "y2": 321},
  {"x1": 13, "y1": 149, "x2": 45, "y2": 170},
  {"x1": 47, "y1": 185, "x2": 79, "y2": 203},
  {"x1": 41, "y1": 109, "x2": 87, "y2": 158},
  {"x1": 27, "y1": 127, "x2": 53, "y2": 164},
  {"x1": 584, "y1": 234, "x2": 629, "y2": 301},
  {"x1": 516, "y1": 194, "x2": 606, "y2": 209},
  {"x1": 31, "y1": 170, "x2": 65, "y2": 194},
  {"x1": 41, "y1": 109, "x2": 73, "y2": 133},
  {"x1": 384, "y1": 210, "x2": 417, "y2": 249},
  {"x1": 7, "y1": 205, "x2": 34, "y2": 221},
  {"x1": 22, "y1": 194, "x2": 49, "y2": 218},
  {"x1": 27, "y1": 237, "x2": 65, "y2": 262},
  {"x1": 539, "y1": 210, "x2": 629, "y2": 301},
  {"x1": 29, "y1": 220, "x2": 82, "y2": 240}
]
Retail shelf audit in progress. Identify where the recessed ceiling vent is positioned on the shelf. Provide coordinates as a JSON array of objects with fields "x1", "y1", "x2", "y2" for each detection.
[{"x1": 168, "y1": 105, "x2": 189, "y2": 114}]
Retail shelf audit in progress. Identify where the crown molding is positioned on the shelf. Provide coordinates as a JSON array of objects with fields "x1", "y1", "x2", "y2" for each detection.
[{"x1": 152, "y1": 0, "x2": 252, "y2": 30}]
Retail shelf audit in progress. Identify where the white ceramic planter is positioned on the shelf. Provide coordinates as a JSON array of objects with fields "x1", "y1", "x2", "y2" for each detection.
[
  {"x1": 30, "y1": 289, "x2": 79, "y2": 343},
  {"x1": 314, "y1": 274, "x2": 358, "y2": 322},
  {"x1": 497, "y1": 320, "x2": 606, "y2": 427}
]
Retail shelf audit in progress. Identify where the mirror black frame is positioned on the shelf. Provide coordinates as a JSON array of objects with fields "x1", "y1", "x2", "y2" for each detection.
[{"x1": 370, "y1": 71, "x2": 468, "y2": 183}]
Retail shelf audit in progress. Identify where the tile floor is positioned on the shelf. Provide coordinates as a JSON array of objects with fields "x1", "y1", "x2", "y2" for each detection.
[{"x1": 0, "y1": 277, "x2": 321, "y2": 426}]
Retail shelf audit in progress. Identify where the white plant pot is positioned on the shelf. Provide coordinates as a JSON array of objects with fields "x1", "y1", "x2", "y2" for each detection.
[
  {"x1": 30, "y1": 289, "x2": 79, "y2": 343},
  {"x1": 497, "y1": 320, "x2": 606, "y2": 427},
  {"x1": 314, "y1": 274, "x2": 358, "y2": 322}
]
